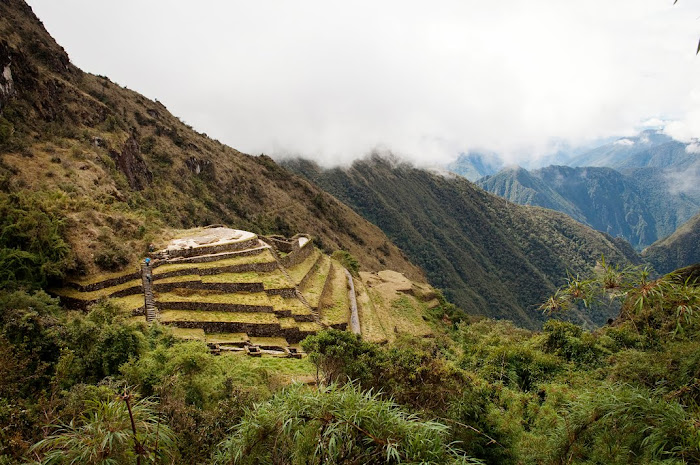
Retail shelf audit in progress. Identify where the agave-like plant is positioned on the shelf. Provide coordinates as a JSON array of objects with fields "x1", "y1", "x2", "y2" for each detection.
[{"x1": 30, "y1": 394, "x2": 175, "y2": 465}]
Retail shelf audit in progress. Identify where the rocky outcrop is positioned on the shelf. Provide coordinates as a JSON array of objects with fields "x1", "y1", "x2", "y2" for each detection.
[
  {"x1": 185, "y1": 156, "x2": 214, "y2": 177},
  {"x1": 109, "y1": 136, "x2": 152, "y2": 190}
]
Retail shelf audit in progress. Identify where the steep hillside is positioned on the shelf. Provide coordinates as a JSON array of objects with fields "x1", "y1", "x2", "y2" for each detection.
[
  {"x1": 0, "y1": 0, "x2": 422, "y2": 287},
  {"x1": 478, "y1": 165, "x2": 700, "y2": 249},
  {"x1": 283, "y1": 155, "x2": 640, "y2": 329},
  {"x1": 643, "y1": 212, "x2": 700, "y2": 274}
]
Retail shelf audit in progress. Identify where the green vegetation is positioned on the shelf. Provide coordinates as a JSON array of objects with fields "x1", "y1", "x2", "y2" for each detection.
[
  {"x1": 643, "y1": 211, "x2": 700, "y2": 274},
  {"x1": 286, "y1": 248, "x2": 321, "y2": 284},
  {"x1": 284, "y1": 156, "x2": 640, "y2": 329},
  {"x1": 331, "y1": 249, "x2": 359, "y2": 275},
  {"x1": 159, "y1": 310, "x2": 278, "y2": 324}
]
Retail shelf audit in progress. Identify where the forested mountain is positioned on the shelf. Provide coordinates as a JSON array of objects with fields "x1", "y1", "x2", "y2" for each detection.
[
  {"x1": 0, "y1": 0, "x2": 423, "y2": 286},
  {"x1": 567, "y1": 129, "x2": 695, "y2": 170},
  {"x1": 643, "y1": 211, "x2": 700, "y2": 274},
  {"x1": 283, "y1": 155, "x2": 640, "y2": 329},
  {"x1": 478, "y1": 165, "x2": 700, "y2": 249}
]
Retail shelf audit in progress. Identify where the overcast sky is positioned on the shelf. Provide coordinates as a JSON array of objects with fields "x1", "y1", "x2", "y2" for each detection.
[{"x1": 27, "y1": 0, "x2": 700, "y2": 166}]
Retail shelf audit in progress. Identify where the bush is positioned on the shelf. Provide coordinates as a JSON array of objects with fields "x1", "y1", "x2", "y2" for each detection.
[{"x1": 331, "y1": 250, "x2": 359, "y2": 275}]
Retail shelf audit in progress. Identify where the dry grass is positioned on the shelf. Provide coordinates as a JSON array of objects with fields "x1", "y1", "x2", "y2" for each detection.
[
  {"x1": 300, "y1": 255, "x2": 331, "y2": 308},
  {"x1": 320, "y1": 261, "x2": 350, "y2": 326},
  {"x1": 354, "y1": 278, "x2": 389, "y2": 343},
  {"x1": 249, "y1": 337, "x2": 289, "y2": 348},
  {"x1": 159, "y1": 310, "x2": 279, "y2": 324},
  {"x1": 268, "y1": 295, "x2": 310, "y2": 315},
  {"x1": 170, "y1": 327, "x2": 206, "y2": 340},
  {"x1": 110, "y1": 294, "x2": 145, "y2": 312},
  {"x1": 51, "y1": 278, "x2": 143, "y2": 301},
  {"x1": 156, "y1": 290, "x2": 272, "y2": 307},
  {"x1": 287, "y1": 249, "x2": 321, "y2": 285},
  {"x1": 155, "y1": 274, "x2": 202, "y2": 284},
  {"x1": 205, "y1": 332, "x2": 249, "y2": 344},
  {"x1": 298, "y1": 322, "x2": 322, "y2": 332}
]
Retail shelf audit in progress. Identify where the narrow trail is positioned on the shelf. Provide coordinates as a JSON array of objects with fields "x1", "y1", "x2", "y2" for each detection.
[
  {"x1": 141, "y1": 264, "x2": 157, "y2": 322},
  {"x1": 344, "y1": 269, "x2": 360, "y2": 335}
]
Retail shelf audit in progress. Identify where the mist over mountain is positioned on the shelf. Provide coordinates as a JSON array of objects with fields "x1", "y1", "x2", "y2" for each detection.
[
  {"x1": 478, "y1": 165, "x2": 700, "y2": 250},
  {"x1": 283, "y1": 155, "x2": 640, "y2": 329}
]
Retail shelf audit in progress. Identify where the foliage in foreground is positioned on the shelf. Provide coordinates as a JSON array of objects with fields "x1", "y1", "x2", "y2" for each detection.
[{"x1": 213, "y1": 382, "x2": 480, "y2": 465}]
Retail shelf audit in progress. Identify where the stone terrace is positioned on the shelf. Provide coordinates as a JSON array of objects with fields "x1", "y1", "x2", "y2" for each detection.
[{"x1": 51, "y1": 226, "x2": 354, "y2": 354}]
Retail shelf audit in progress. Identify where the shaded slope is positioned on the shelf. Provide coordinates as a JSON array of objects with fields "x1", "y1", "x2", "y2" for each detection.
[
  {"x1": 0, "y1": 0, "x2": 422, "y2": 283},
  {"x1": 643, "y1": 212, "x2": 700, "y2": 274},
  {"x1": 284, "y1": 155, "x2": 640, "y2": 329},
  {"x1": 478, "y1": 165, "x2": 700, "y2": 249}
]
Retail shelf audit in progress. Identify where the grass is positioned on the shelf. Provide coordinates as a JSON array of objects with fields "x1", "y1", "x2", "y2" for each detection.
[
  {"x1": 152, "y1": 250, "x2": 275, "y2": 275},
  {"x1": 170, "y1": 327, "x2": 206, "y2": 340},
  {"x1": 110, "y1": 294, "x2": 145, "y2": 312},
  {"x1": 268, "y1": 295, "x2": 311, "y2": 315},
  {"x1": 156, "y1": 290, "x2": 272, "y2": 307},
  {"x1": 52, "y1": 278, "x2": 143, "y2": 301},
  {"x1": 300, "y1": 255, "x2": 331, "y2": 308},
  {"x1": 298, "y1": 322, "x2": 322, "y2": 332},
  {"x1": 155, "y1": 274, "x2": 202, "y2": 284},
  {"x1": 278, "y1": 317, "x2": 298, "y2": 329},
  {"x1": 249, "y1": 337, "x2": 289, "y2": 348},
  {"x1": 354, "y1": 278, "x2": 389, "y2": 343},
  {"x1": 68, "y1": 268, "x2": 140, "y2": 286},
  {"x1": 159, "y1": 310, "x2": 279, "y2": 324},
  {"x1": 205, "y1": 332, "x2": 249, "y2": 344},
  {"x1": 218, "y1": 353, "x2": 316, "y2": 382},
  {"x1": 200, "y1": 270, "x2": 292, "y2": 288},
  {"x1": 320, "y1": 261, "x2": 350, "y2": 326},
  {"x1": 369, "y1": 292, "x2": 432, "y2": 342},
  {"x1": 287, "y1": 248, "x2": 321, "y2": 285}
]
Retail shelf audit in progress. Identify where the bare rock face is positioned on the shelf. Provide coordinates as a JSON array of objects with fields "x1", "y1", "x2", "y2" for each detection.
[
  {"x1": 185, "y1": 156, "x2": 214, "y2": 177},
  {"x1": 0, "y1": 42, "x2": 16, "y2": 111},
  {"x1": 109, "y1": 136, "x2": 153, "y2": 190}
]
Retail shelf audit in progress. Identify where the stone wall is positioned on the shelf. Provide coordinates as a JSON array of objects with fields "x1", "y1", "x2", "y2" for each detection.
[
  {"x1": 162, "y1": 245, "x2": 267, "y2": 265},
  {"x1": 265, "y1": 288, "x2": 297, "y2": 298},
  {"x1": 109, "y1": 285, "x2": 144, "y2": 298},
  {"x1": 153, "y1": 260, "x2": 277, "y2": 281},
  {"x1": 154, "y1": 281, "x2": 264, "y2": 293},
  {"x1": 159, "y1": 237, "x2": 259, "y2": 259},
  {"x1": 278, "y1": 240, "x2": 314, "y2": 269},
  {"x1": 318, "y1": 261, "x2": 336, "y2": 310},
  {"x1": 68, "y1": 271, "x2": 141, "y2": 292},
  {"x1": 157, "y1": 301, "x2": 274, "y2": 313},
  {"x1": 262, "y1": 236, "x2": 295, "y2": 253},
  {"x1": 297, "y1": 253, "x2": 322, "y2": 290}
]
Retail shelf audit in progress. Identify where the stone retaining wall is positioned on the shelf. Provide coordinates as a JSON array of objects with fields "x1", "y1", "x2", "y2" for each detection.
[
  {"x1": 67, "y1": 271, "x2": 141, "y2": 292},
  {"x1": 318, "y1": 261, "x2": 336, "y2": 310},
  {"x1": 158, "y1": 301, "x2": 274, "y2": 313},
  {"x1": 330, "y1": 322, "x2": 348, "y2": 331},
  {"x1": 263, "y1": 236, "x2": 295, "y2": 253},
  {"x1": 154, "y1": 261, "x2": 277, "y2": 281},
  {"x1": 159, "y1": 237, "x2": 259, "y2": 259},
  {"x1": 163, "y1": 245, "x2": 267, "y2": 265},
  {"x1": 291, "y1": 314, "x2": 316, "y2": 323},
  {"x1": 154, "y1": 281, "x2": 264, "y2": 293},
  {"x1": 265, "y1": 288, "x2": 297, "y2": 298},
  {"x1": 279, "y1": 240, "x2": 314, "y2": 269},
  {"x1": 297, "y1": 252, "x2": 322, "y2": 289},
  {"x1": 165, "y1": 320, "x2": 317, "y2": 343},
  {"x1": 109, "y1": 285, "x2": 144, "y2": 298}
]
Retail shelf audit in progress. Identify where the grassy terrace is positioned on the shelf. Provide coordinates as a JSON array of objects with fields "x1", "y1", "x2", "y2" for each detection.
[
  {"x1": 52, "y1": 278, "x2": 143, "y2": 301},
  {"x1": 156, "y1": 290, "x2": 272, "y2": 307},
  {"x1": 155, "y1": 274, "x2": 202, "y2": 284},
  {"x1": 170, "y1": 328, "x2": 206, "y2": 340},
  {"x1": 278, "y1": 317, "x2": 298, "y2": 329},
  {"x1": 200, "y1": 270, "x2": 292, "y2": 288},
  {"x1": 68, "y1": 269, "x2": 140, "y2": 287},
  {"x1": 286, "y1": 248, "x2": 321, "y2": 285},
  {"x1": 111, "y1": 294, "x2": 145, "y2": 312},
  {"x1": 249, "y1": 337, "x2": 289, "y2": 348},
  {"x1": 152, "y1": 249, "x2": 275, "y2": 275},
  {"x1": 300, "y1": 255, "x2": 331, "y2": 308},
  {"x1": 268, "y1": 295, "x2": 311, "y2": 315},
  {"x1": 320, "y1": 261, "x2": 350, "y2": 326},
  {"x1": 159, "y1": 310, "x2": 279, "y2": 324},
  {"x1": 205, "y1": 332, "x2": 249, "y2": 344},
  {"x1": 298, "y1": 322, "x2": 322, "y2": 332},
  {"x1": 355, "y1": 279, "x2": 388, "y2": 343}
]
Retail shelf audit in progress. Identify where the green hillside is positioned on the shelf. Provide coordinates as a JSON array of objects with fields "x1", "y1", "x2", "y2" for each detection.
[
  {"x1": 0, "y1": 0, "x2": 422, "y2": 289},
  {"x1": 643, "y1": 211, "x2": 700, "y2": 274},
  {"x1": 283, "y1": 155, "x2": 640, "y2": 329},
  {"x1": 478, "y1": 165, "x2": 700, "y2": 249}
]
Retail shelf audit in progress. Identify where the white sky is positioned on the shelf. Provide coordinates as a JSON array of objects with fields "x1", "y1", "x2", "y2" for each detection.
[{"x1": 26, "y1": 0, "x2": 700, "y2": 166}]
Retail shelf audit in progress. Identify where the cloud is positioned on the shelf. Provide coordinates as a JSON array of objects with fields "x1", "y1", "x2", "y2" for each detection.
[
  {"x1": 615, "y1": 139, "x2": 635, "y2": 146},
  {"x1": 27, "y1": 0, "x2": 700, "y2": 167}
]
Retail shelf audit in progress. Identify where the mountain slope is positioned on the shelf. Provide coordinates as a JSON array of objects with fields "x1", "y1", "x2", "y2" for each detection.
[
  {"x1": 283, "y1": 155, "x2": 640, "y2": 329},
  {"x1": 0, "y1": 0, "x2": 423, "y2": 285},
  {"x1": 478, "y1": 165, "x2": 700, "y2": 249},
  {"x1": 642, "y1": 212, "x2": 700, "y2": 274}
]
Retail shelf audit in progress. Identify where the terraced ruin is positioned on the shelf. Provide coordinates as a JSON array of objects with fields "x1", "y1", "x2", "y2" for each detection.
[{"x1": 53, "y1": 226, "x2": 354, "y2": 353}]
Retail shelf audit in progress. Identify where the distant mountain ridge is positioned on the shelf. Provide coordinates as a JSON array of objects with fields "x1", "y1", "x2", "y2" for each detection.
[
  {"x1": 643, "y1": 211, "x2": 700, "y2": 274},
  {"x1": 284, "y1": 155, "x2": 640, "y2": 329},
  {"x1": 477, "y1": 165, "x2": 700, "y2": 249}
]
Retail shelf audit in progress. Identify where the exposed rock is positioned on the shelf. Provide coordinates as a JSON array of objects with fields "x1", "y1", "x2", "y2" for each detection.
[
  {"x1": 109, "y1": 136, "x2": 152, "y2": 190},
  {"x1": 185, "y1": 156, "x2": 214, "y2": 177}
]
